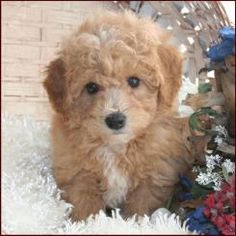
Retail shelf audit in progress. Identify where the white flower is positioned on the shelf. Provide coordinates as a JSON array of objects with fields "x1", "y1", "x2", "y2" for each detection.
[
  {"x1": 193, "y1": 141, "x2": 235, "y2": 192},
  {"x1": 207, "y1": 154, "x2": 222, "y2": 163},
  {"x1": 213, "y1": 125, "x2": 228, "y2": 138},
  {"x1": 211, "y1": 172, "x2": 223, "y2": 190},
  {"x1": 213, "y1": 182, "x2": 222, "y2": 191},
  {"x1": 205, "y1": 154, "x2": 222, "y2": 171},
  {"x1": 192, "y1": 166, "x2": 199, "y2": 173},
  {"x1": 222, "y1": 159, "x2": 235, "y2": 174},
  {"x1": 206, "y1": 161, "x2": 215, "y2": 172},
  {"x1": 196, "y1": 172, "x2": 212, "y2": 185},
  {"x1": 196, "y1": 165, "x2": 223, "y2": 190},
  {"x1": 212, "y1": 172, "x2": 223, "y2": 191},
  {"x1": 213, "y1": 125, "x2": 228, "y2": 146},
  {"x1": 214, "y1": 136, "x2": 224, "y2": 146}
]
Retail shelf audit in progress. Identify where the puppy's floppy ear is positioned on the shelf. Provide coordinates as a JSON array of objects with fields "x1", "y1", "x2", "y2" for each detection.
[
  {"x1": 43, "y1": 58, "x2": 66, "y2": 113},
  {"x1": 157, "y1": 44, "x2": 183, "y2": 111}
]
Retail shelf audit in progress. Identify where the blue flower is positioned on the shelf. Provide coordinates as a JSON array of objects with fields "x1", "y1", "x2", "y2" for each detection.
[
  {"x1": 186, "y1": 207, "x2": 220, "y2": 235},
  {"x1": 179, "y1": 175, "x2": 193, "y2": 190},
  {"x1": 207, "y1": 26, "x2": 235, "y2": 62},
  {"x1": 178, "y1": 192, "x2": 193, "y2": 201},
  {"x1": 192, "y1": 206, "x2": 205, "y2": 219}
]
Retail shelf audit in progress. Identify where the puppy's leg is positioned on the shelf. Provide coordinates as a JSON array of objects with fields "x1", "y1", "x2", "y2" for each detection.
[
  {"x1": 68, "y1": 191, "x2": 105, "y2": 221},
  {"x1": 122, "y1": 181, "x2": 170, "y2": 218},
  {"x1": 60, "y1": 170, "x2": 105, "y2": 221}
]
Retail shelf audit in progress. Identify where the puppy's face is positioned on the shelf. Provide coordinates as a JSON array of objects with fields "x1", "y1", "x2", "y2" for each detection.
[
  {"x1": 65, "y1": 58, "x2": 158, "y2": 144},
  {"x1": 44, "y1": 11, "x2": 183, "y2": 144}
]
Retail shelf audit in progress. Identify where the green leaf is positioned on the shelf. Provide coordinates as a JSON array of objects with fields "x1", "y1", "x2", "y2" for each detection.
[
  {"x1": 202, "y1": 182, "x2": 215, "y2": 189},
  {"x1": 164, "y1": 186, "x2": 182, "y2": 210},
  {"x1": 164, "y1": 192, "x2": 174, "y2": 210},
  {"x1": 188, "y1": 107, "x2": 222, "y2": 135},
  {"x1": 189, "y1": 113, "x2": 199, "y2": 130},
  {"x1": 191, "y1": 183, "x2": 212, "y2": 199},
  {"x1": 198, "y1": 83, "x2": 213, "y2": 94},
  {"x1": 200, "y1": 107, "x2": 218, "y2": 117}
]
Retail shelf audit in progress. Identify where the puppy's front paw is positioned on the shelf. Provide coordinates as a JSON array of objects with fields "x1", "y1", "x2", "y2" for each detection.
[
  {"x1": 68, "y1": 193, "x2": 105, "y2": 222},
  {"x1": 122, "y1": 203, "x2": 151, "y2": 220}
]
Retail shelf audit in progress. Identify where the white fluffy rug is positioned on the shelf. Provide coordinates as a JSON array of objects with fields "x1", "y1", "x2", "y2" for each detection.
[{"x1": 2, "y1": 78, "x2": 198, "y2": 234}]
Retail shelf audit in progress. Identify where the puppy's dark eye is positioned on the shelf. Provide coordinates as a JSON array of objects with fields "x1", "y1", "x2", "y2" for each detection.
[
  {"x1": 85, "y1": 82, "x2": 99, "y2": 94},
  {"x1": 128, "y1": 76, "x2": 140, "y2": 88}
]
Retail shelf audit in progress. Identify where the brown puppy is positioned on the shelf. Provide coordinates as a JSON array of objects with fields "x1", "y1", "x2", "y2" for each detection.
[{"x1": 44, "y1": 10, "x2": 196, "y2": 221}]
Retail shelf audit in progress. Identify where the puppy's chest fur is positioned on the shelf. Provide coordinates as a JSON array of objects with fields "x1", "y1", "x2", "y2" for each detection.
[{"x1": 97, "y1": 146, "x2": 129, "y2": 208}]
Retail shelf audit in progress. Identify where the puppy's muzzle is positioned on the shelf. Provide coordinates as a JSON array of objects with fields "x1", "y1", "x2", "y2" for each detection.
[{"x1": 105, "y1": 112, "x2": 126, "y2": 130}]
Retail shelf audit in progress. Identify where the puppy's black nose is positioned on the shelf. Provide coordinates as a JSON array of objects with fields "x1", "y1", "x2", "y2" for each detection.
[{"x1": 105, "y1": 112, "x2": 126, "y2": 130}]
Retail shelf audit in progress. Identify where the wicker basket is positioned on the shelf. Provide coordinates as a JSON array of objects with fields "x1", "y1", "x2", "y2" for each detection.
[{"x1": 116, "y1": 1, "x2": 231, "y2": 82}]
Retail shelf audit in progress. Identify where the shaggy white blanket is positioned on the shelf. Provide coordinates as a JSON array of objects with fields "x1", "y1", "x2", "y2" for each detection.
[{"x1": 2, "y1": 78, "x2": 198, "y2": 234}]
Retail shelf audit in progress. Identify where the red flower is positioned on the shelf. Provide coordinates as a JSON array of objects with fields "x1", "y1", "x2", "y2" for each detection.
[
  {"x1": 215, "y1": 201, "x2": 224, "y2": 210},
  {"x1": 204, "y1": 208, "x2": 210, "y2": 218},
  {"x1": 222, "y1": 227, "x2": 235, "y2": 235},
  {"x1": 203, "y1": 175, "x2": 235, "y2": 235},
  {"x1": 210, "y1": 214, "x2": 235, "y2": 235},
  {"x1": 205, "y1": 193, "x2": 215, "y2": 208},
  {"x1": 225, "y1": 215, "x2": 235, "y2": 228},
  {"x1": 213, "y1": 216, "x2": 226, "y2": 228},
  {"x1": 229, "y1": 195, "x2": 235, "y2": 210}
]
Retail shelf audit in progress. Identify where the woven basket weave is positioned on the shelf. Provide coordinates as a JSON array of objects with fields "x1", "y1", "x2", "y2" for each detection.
[{"x1": 115, "y1": 1, "x2": 231, "y2": 83}]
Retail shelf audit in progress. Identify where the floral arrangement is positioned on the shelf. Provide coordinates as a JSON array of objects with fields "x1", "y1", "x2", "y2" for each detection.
[
  {"x1": 183, "y1": 173, "x2": 235, "y2": 235},
  {"x1": 172, "y1": 159, "x2": 234, "y2": 235},
  {"x1": 194, "y1": 125, "x2": 234, "y2": 192},
  {"x1": 173, "y1": 111, "x2": 235, "y2": 235},
  {"x1": 169, "y1": 99, "x2": 235, "y2": 235},
  {"x1": 174, "y1": 25, "x2": 235, "y2": 235},
  {"x1": 161, "y1": 104, "x2": 235, "y2": 234}
]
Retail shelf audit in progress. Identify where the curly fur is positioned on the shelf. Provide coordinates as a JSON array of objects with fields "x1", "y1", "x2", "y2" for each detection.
[{"x1": 43, "y1": 10, "x2": 200, "y2": 221}]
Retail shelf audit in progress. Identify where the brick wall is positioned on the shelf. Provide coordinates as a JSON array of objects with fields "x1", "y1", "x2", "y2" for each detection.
[{"x1": 2, "y1": 1, "x2": 119, "y2": 120}]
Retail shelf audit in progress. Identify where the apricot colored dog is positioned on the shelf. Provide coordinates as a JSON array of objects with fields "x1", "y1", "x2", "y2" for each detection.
[{"x1": 44, "y1": 11, "x2": 198, "y2": 221}]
